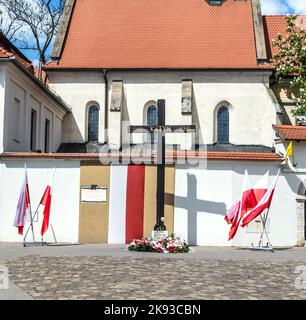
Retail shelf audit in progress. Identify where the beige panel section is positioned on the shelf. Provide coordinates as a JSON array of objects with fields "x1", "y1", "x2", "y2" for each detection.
[
  {"x1": 143, "y1": 166, "x2": 157, "y2": 237},
  {"x1": 143, "y1": 165, "x2": 175, "y2": 237},
  {"x1": 165, "y1": 166, "x2": 175, "y2": 235},
  {"x1": 79, "y1": 162, "x2": 110, "y2": 243}
]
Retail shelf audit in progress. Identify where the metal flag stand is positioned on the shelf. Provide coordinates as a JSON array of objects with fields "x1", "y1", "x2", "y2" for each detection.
[
  {"x1": 22, "y1": 202, "x2": 46, "y2": 247},
  {"x1": 248, "y1": 169, "x2": 280, "y2": 253},
  {"x1": 22, "y1": 167, "x2": 58, "y2": 247},
  {"x1": 249, "y1": 208, "x2": 274, "y2": 252}
]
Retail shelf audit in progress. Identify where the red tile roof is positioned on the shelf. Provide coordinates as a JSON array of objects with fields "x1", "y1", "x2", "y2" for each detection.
[
  {"x1": 0, "y1": 46, "x2": 13, "y2": 58},
  {"x1": 263, "y1": 15, "x2": 288, "y2": 61},
  {"x1": 273, "y1": 125, "x2": 306, "y2": 141},
  {"x1": 47, "y1": 0, "x2": 271, "y2": 70},
  {"x1": 0, "y1": 33, "x2": 70, "y2": 112},
  {"x1": 0, "y1": 33, "x2": 33, "y2": 71},
  {"x1": 263, "y1": 15, "x2": 306, "y2": 62},
  {"x1": 0, "y1": 151, "x2": 281, "y2": 161}
]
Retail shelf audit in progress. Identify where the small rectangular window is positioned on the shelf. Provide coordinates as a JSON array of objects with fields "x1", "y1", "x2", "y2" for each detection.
[
  {"x1": 44, "y1": 119, "x2": 50, "y2": 153},
  {"x1": 208, "y1": 0, "x2": 223, "y2": 5},
  {"x1": 30, "y1": 109, "x2": 37, "y2": 151}
]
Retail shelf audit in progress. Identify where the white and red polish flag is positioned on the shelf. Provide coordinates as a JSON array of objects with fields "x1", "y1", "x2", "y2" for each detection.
[
  {"x1": 228, "y1": 170, "x2": 257, "y2": 240},
  {"x1": 253, "y1": 172, "x2": 269, "y2": 203},
  {"x1": 225, "y1": 198, "x2": 240, "y2": 225},
  {"x1": 39, "y1": 185, "x2": 52, "y2": 237},
  {"x1": 225, "y1": 172, "x2": 269, "y2": 225},
  {"x1": 241, "y1": 172, "x2": 279, "y2": 228},
  {"x1": 13, "y1": 169, "x2": 31, "y2": 235}
]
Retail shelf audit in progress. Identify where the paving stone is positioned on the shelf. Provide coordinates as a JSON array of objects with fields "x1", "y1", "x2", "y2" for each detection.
[{"x1": 2, "y1": 255, "x2": 306, "y2": 300}]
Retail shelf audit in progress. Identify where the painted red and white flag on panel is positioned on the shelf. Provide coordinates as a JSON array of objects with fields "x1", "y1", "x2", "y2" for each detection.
[
  {"x1": 13, "y1": 168, "x2": 31, "y2": 235},
  {"x1": 108, "y1": 165, "x2": 145, "y2": 244},
  {"x1": 228, "y1": 170, "x2": 257, "y2": 240},
  {"x1": 241, "y1": 172, "x2": 279, "y2": 228}
]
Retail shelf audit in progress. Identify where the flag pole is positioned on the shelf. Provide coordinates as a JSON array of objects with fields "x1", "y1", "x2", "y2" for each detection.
[
  {"x1": 22, "y1": 202, "x2": 40, "y2": 246},
  {"x1": 50, "y1": 224, "x2": 57, "y2": 243},
  {"x1": 24, "y1": 163, "x2": 35, "y2": 243},
  {"x1": 250, "y1": 169, "x2": 280, "y2": 252},
  {"x1": 259, "y1": 209, "x2": 272, "y2": 249},
  {"x1": 263, "y1": 209, "x2": 272, "y2": 245}
]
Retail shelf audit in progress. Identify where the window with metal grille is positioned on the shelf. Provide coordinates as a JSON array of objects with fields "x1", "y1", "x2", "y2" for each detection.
[
  {"x1": 88, "y1": 105, "x2": 99, "y2": 142},
  {"x1": 217, "y1": 106, "x2": 229, "y2": 144},
  {"x1": 44, "y1": 119, "x2": 50, "y2": 153},
  {"x1": 147, "y1": 105, "x2": 158, "y2": 143},
  {"x1": 30, "y1": 109, "x2": 37, "y2": 151}
]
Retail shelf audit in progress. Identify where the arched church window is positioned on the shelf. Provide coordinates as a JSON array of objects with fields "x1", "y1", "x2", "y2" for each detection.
[
  {"x1": 217, "y1": 106, "x2": 229, "y2": 144},
  {"x1": 88, "y1": 105, "x2": 99, "y2": 142},
  {"x1": 147, "y1": 105, "x2": 158, "y2": 143}
]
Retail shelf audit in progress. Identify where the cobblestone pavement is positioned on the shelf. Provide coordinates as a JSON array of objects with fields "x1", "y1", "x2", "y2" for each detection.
[{"x1": 4, "y1": 255, "x2": 306, "y2": 300}]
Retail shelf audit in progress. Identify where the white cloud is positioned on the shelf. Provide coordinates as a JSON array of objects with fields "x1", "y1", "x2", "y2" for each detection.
[
  {"x1": 286, "y1": 0, "x2": 306, "y2": 14},
  {"x1": 32, "y1": 59, "x2": 39, "y2": 67},
  {"x1": 260, "y1": 0, "x2": 289, "y2": 15},
  {"x1": 261, "y1": 0, "x2": 306, "y2": 15}
]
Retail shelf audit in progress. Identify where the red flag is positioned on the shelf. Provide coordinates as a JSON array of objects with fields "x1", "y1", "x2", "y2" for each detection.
[
  {"x1": 40, "y1": 186, "x2": 52, "y2": 237},
  {"x1": 241, "y1": 173, "x2": 279, "y2": 228},
  {"x1": 228, "y1": 171, "x2": 257, "y2": 240}
]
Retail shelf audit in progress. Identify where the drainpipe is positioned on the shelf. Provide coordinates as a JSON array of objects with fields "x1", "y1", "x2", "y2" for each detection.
[{"x1": 103, "y1": 69, "x2": 109, "y2": 144}]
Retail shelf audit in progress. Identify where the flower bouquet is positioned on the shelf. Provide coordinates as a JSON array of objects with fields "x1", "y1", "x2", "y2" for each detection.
[{"x1": 128, "y1": 233, "x2": 189, "y2": 253}]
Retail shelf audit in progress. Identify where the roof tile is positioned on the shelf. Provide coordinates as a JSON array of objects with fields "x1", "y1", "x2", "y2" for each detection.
[
  {"x1": 48, "y1": 0, "x2": 267, "y2": 69},
  {"x1": 273, "y1": 125, "x2": 306, "y2": 141},
  {"x1": 263, "y1": 15, "x2": 306, "y2": 61},
  {"x1": 0, "y1": 151, "x2": 280, "y2": 161}
]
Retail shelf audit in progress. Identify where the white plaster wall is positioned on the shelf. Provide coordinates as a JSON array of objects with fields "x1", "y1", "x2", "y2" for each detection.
[
  {"x1": 47, "y1": 71, "x2": 106, "y2": 143},
  {"x1": 0, "y1": 160, "x2": 80, "y2": 243},
  {"x1": 175, "y1": 161, "x2": 298, "y2": 247},
  {"x1": 2, "y1": 64, "x2": 66, "y2": 153},
  {"x1": 289, "y1": 142, "x2": 306, "y2": 170},
  {"x1": 275, "y1": 139, "x2": 306, "y2": 171},
  {"x1": 54, "y1": 115, "x2": 62, "y2": 152},
  {"x1": 0, "y1": 158, "x2": 300, "y2": 247},
  {"x1": 47, "y1": 70, "x2": 276, "y2": 148},
  {"x1": 113, "y1": 71, "x2": 277, "y2": 147},
  {"x1": 0, "y1": 65, "x2": 6, "y2": 154}
]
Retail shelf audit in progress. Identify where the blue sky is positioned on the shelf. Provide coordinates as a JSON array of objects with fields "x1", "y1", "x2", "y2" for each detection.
[
  {"x1": 261, "y1": 0, "x2": 306, "y2": 15},
  {"x1": 22, "y1": 0, "x2": 306, "y2": 63}
]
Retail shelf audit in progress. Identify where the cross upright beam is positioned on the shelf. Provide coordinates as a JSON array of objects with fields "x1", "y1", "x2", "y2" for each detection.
[
  {"x1": 129, "y1": 99, "x2": 196, "y2": 229},
  {"x1": 156, "y1": 99, "x2": 165, "y2": 224}
]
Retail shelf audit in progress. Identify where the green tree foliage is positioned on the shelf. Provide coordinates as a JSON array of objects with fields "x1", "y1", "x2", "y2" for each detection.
[{"x1": 272, "y1": 15, "x2": 306, "y2": 116}]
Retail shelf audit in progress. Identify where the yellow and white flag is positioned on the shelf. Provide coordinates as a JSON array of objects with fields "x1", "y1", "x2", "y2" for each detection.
[{"x1": 284, "y1": 141, "x2": 293, "y2": 163}]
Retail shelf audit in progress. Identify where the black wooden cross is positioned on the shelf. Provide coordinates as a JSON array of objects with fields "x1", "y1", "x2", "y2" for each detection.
[{"x1": 129, "y1": 99, "x2": 196, "y2": 227}]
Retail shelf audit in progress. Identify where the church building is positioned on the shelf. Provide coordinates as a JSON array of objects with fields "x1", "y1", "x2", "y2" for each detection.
[{"x1": 0, "y1": 0, "x2": 305, "y2": 247}]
